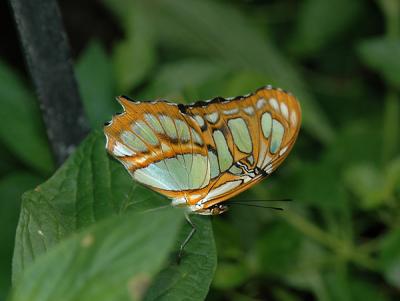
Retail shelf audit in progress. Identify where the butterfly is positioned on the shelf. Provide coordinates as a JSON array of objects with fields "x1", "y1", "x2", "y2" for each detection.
[{"x1": 104, "y1": 86, "x2": 301, "y2": 256}]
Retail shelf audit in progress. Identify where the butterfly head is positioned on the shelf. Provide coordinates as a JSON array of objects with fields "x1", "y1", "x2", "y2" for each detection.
[
  {"x1": 173, "y1": 197, "x2": 229, "y2": 215},
  {"x1": 206, "y1": 203, "x2": 229, "y2": 215},
  {"x1": 190, "y1": 203, "x2": 229, "y2": 216}
]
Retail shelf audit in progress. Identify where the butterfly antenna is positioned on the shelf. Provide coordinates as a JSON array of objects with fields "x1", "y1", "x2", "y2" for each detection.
[
  {"x1": 229, "y1": 202, "x2": 284, "y2": 211},
  {"x1": 234, "y1": 198, "x2": 293, "y2": 202}
]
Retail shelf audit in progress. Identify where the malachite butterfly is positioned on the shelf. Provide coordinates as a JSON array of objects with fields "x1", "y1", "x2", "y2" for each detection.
[{"x1": 104, "y1": 86, "x2": 301, "y2": 216}]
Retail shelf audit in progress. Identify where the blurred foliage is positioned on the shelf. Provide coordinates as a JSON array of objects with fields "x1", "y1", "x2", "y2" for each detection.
[
  {"x1": 76, "y1": 41, "x2": 119, "y2": 127},
  {"x1": 1, "y1": 0, "x2": 400, "y2": 300},
  {"x1": 0, "y1": 61, "x2": 54, "y2": 175},
  {"x1": 0, "y1": 173, "x2": 42, "y2": 300}
]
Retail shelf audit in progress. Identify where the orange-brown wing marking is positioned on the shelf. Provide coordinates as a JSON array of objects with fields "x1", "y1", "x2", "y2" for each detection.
[
  {"x1": 104, "y1": 86, "x2": 301, "y2": 208},
  {"x1": 104, "y1": 97, "x2": 209, "y2": 201},
  {"x1": 184, "y1": 86, "x2": 301, "y2": 208}
]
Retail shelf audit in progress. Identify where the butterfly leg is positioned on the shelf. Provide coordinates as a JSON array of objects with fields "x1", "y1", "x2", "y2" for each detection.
[{"x1": 177, "y1": 213, "x2": 196, "y2": 263}]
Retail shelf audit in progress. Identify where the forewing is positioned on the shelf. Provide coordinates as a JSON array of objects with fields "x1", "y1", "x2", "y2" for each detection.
[{"x1": 184, "y1": 86, "x2": 301, "y2": 209}]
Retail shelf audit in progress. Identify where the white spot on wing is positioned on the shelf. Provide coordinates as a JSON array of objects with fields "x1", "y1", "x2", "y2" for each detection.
[
  {"x1": 243, "y1": 106, "x2": 254, "y2": 115},
  {"x1": 193, "y1": 115, "x2": 205, "y2": 127},
  {"x1": 269, "y1": 98, "x2": 279, "y2": 111},
  {"x1": 262, "y1": 155, "x2": 272, "y2": 168},
  {"x1": 279, "y1": 146, "x2": 288, "y2": 156},
  {"x1": 205, "y1": 112, "x2": 219, "y2": 124},
  {"x1": 105, "y1": 134, "x2": 109, "y2": 149},
  {"x1": 280, "y1": 102, "x2": 289, "y2": 120},
  {"x1": 291, "y1": 111, "x2": 297, "y2": 126},
  {"x1": 256, "y1": 98, "x2": 267, "y2": 109},
  {"x1": 265, "y1": 164, "x2": 273, "y2": 174},
  {"x1": 223, "y1": 108, "x2": 239, "y2": 115}
]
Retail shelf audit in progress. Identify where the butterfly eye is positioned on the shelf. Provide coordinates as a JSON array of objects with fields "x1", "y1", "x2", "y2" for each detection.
[{"x1": 218, "y1": 204, "x2": 229, "y2": 213}]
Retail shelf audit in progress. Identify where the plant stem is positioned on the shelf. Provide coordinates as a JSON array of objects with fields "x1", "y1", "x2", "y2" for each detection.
[{"x1": 9, "y1": 0, "x2": 89, "y2": 164}]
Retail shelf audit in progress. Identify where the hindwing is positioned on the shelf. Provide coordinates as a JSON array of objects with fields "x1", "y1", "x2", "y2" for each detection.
[{"x1": 104, "y1": 86, "x2": 301, "y2": 210}]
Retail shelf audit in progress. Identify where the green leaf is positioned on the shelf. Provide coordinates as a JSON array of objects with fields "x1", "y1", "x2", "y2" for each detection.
[
  {"x1": 283, "y1": 240, "x2": 328, "y2": 290},
  {"x1": 142, "y1": 59, "x2": 229, "y2": 102},
  {"x1": 10, "y1": 209, "x2": 183, "y2": 301},
  {"x1": 290, "y1": 0, "x2": 363, "y2": 56},
  {"x1": 144, "y1": 215, "x2": 217, "y2": 301},
  {"x1": 344, "y1": 157, "x2": 400, "y2": 209},
  {"x1": 12, "y1": 131, "x2": 165, "y2": 283},
  {"x1": 323, "y1": 269, "x2": 390, "y2": 301},
  {"x1": 380, "y1": 228, "x2": 400, "y2": 289},
  {"x1": 103, "y1": 0, "x2": 334, "y2": 144},
  {"x1": 326, "y1": 120, "x2": 382, "y2": 166},
  {"x1": 0, "y1": 60, "x2": 54, "y2": 174},
  {"x1": 12, "y1": 131, "x2": 216, "y2": 299},
  {"x1": 212, "y1": 262, "x2": 249, "y2": 290},
  {"x1": 347, "y1": 279, "x2": 390, "y2": 301},
  {"x1": 288, "y1": 158, "x2": 348, "y2": 210},
  {"x1": 76, "y1": 41, "x2": 118, "y2": 128},
  {"x1": 358, "y1": 37, "x2": 400, "y2": 88},
  {"x1": 222, "y1": 71, "x2": 271, "y2": 98},
  {"x1": 0, "y1": 144, "x2": 18, "y2": 177},
  {"x1": 0, "y1": 172, "x2": 43, "y2": 300},
  {"x1": 112, "y1": 1, "x2": 157, "y2": 91},
  {"x1": 319, "y1": 267, "x2": 351, "y2": 301},
  {"x1": 257, "y1": 222, "x2": 302, "y2": 277},
  {"x1": 344, "y1": 164, "x2": 387, "y2": 209},
  {"x1": 272, "y1": 289, "x2": 303, "y2": 301}
]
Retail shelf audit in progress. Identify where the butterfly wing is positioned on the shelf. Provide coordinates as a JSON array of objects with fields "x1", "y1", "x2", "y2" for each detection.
[
  {"x1": 184, "y1": 86, "x2": 301, "y2": 210},
  {"x1": 104, "y1": 97, "x2": 211, "y2": 203},
  {"x1": 104, "y1": 86, "x2": 301, "y2": 211}
]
